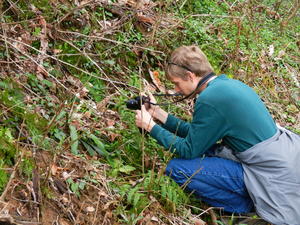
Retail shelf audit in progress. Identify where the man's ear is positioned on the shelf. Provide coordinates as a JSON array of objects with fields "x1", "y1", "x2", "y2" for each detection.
[{"x1": 187, "y1": 71, "x2": 196, "y2": 81}]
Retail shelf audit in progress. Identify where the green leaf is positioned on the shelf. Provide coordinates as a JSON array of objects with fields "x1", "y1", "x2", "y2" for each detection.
[
  {"x1": 79, "y1": 181, "x2": 86, "y2": 190},
  {"x1": 89, "y1": 134, "x2": 104, "y2": 149},
  {"x1": 66, "y1": 178, "x2": 73, "y2": 185},
  {"x1": 133, "y1": 193, "x2": 142, "y2": 207},
  {"x1": 127, "y1": 187, "x2": 138, "y2": 204},
  {"x1": 53, "y1": 128, "x2": 66, "y2": 142},
  {"x1": 81, "y1": 140, "x2": 96, "y2": 156},
  {"x1": 69, "y1": 125, "x2": 78, "y2": 155},
  {"x1": 89, "y1": 134, "x2": 109, "y2": 156},
  {"x1": 42, "y1": 79, "x2": 53, "y2": 87},
  {"x1": 161, "y1": 184, "x2": 167, "y2": 198},
  {"x1": 119, "y1": 165, "x2": 136, "y2": 174},
  {"x1": 32, "y1": 27, "x2": 41, "y2": 36},
  {"x1": 71, "y1": 182, "x2": 79, "y2": 193},
  {"x1": 167, "y1": 188, "x2": 173, "y2": 202}
]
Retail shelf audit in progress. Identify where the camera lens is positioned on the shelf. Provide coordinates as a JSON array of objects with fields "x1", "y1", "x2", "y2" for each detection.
[{"x1": 126, "y1": 98, "x2": 140, "y2": 110}]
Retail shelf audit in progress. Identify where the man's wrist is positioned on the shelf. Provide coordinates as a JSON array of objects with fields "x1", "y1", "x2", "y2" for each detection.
[
  {"x1": 147, "y1": 120, "x2": 156, "y2": 132},
  {"x1": 155, "y1": 108, "x2": 168, "y2": 124}
]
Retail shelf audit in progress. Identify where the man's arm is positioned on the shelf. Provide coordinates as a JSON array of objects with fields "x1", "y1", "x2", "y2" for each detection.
[
  {"x1": 144, "y1": 92, "x2": 194, "y2": 137},
  {"x1": 161, "y1": 114, "x2": 190, "y2": 138},
  {"x1": 149, "y1": 103, "x2": 227, "y2": 159}
]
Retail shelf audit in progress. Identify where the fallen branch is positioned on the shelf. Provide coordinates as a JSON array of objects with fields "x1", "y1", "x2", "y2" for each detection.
[
  {"x1": 0, "y1": 34, "x2": 138, "y2": 93},
  {"x1": 55, "y1": 29, "x2": 164, "y2": 54}
]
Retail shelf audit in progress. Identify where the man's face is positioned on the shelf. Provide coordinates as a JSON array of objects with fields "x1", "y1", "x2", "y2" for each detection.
[{"x1": 169, "y1": 74, "x2": 195, "y2": 96}]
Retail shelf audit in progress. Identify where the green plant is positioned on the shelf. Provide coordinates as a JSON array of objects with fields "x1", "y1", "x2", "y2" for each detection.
[
  {"x1": 20, "y1": 157, "x2": 34, "y2": 179},
  {"x1": 0, "y1": 160, "x2": 9, "y2": 193},
  {"x1": 0, "y1": 127, "x2": 16, "y2": 166},
  {"x1": 66, "y1": 178, "x2": 86, "y2": 197}
]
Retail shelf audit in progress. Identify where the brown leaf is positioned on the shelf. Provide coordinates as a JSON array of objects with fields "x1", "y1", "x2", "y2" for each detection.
[
  {"x1": 108, "y1": 132, "x2": 120, "y2": 142},
  {"x1": 51, "y1": 164, "x2": 58, "y2": 175},
  {"x1": 191, "y1": 217, "x2": 207, "y2": 225},
  {"x1": 70, "y1": 120, "x2": 81, "y2": 129},
  {"x1": 96, "y1": 95, "x2": 115, "y2": 113},
  {"x1": 53, "y1": 178, "x2": 68, "y2": 194},
  {"x1": 83, "y1": 111, "x2": 91, "y2": 119},
  {"x1": 103, "y1": 200, "x2": 118, "y2": 211},
  {"x1": 85, "y1": 206, "x2": 95, "y2": 213},
  {"x1": 53, "y1": 49, "x2": 63, "y2": 54},
  {"x1": 135, "y1": 0, "x2": 154, "y2": 10},
  {"x1": 149, "y1": 70, "x2": 165, "y2": 92},
  {"x1": 104, "y1": 210, "x2": 113, "y2": 219},
  {"x1": 136, "y1": 15, "x2": 155, "y2": 24},
  {"x1": 58, "y1": 218, "x2": 71, "y2": 225},
  {"x1": 106, "y1": 119, "x2": 115, "y2": 127}
]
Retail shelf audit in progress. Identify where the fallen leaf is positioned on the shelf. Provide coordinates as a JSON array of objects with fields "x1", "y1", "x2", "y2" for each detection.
[
  {"x1": 51, "y1": 164, "x2": 58, "y2": 175},
  {"x1": 103, "y1": 200, "x2": 118, "y2": 211},
  {"x1": 268, "y1": 44, "x2": 274, "y2": 56},
  {"x1": 62, "y1": 171, "x2": 71, "y2": 180},
  {"x1": 59, "y1": 218, "x2": 71, "y2": 225},
  {"x1": 85, "y1": 206, "x2": 95, "y2": 213},
  {"x1": 191, "y1": 217, "x2": 207, "y2": 225},
  {"x1": 108, "y1": 132, "x2": 120, "y2": 142},
  {"x1": 106, "y1": 119, "x2": 115, "y2": 127},
  {"x1": 53, "y1": 49, "x2": 63, "y2": 54},
  {"x1": 151, "y1": 216, "x2": 159, "y2": 222},
  {"x1": 149, "y1": 70, "x2": 165, "y2": 92},
  {"x1": 61, "y1": 196, "x2": 69, "y2": 204}
]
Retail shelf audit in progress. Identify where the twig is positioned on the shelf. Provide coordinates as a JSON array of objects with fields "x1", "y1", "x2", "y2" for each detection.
[
  {"x1": 0, "y1": 35, "x2": 69, "y2": 91},
  {"x1": 55, "y1": 29, "x2": 164, "y2": 54},
  {"x1": 180, "y1": 166, "x2": 203, "y2": 191},
  {"x1": 179, "y1": 0, "x2": 189, "y2": 10},
  {"x1": 0, "y1": 101, "x2": 25, "y2": 117},
  {"x1": 191, "y1": 13, "x2": 243, "y2": 19},
  {"x1": 0, "y1": 17, "x2": 40, "y2": 25},
  {"x1": 59, "y1": 37, "x2": 123, "y2": 95},
  {"x1": 138, "y1": 61, "x2": 145, "y2": 174},
  {"x1": 0, "y1": 34, "x2": 139, "y2": 93},
  {"x1": 208, "y1": 208, "x2": 218, "y2": 225},
  {"x1": 193, "y1": 206, "x2": 216, "y2": 218},
  {"x1": 0, "y1": 59, "x2": 27, "y2": 63},
  {"x1": 1, "y1": 0, "x2": 23, "y2": 16},
  {"x1": 54, "y1": 0, "x2": 96, "y2": 25},
  {"x1": 92, "y1": 192, "x2": 101, "y2": 225}
]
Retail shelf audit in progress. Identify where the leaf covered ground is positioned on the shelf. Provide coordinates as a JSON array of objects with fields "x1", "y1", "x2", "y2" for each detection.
[{"x1": 0, "y1": 0, "x2": 299, "y2": 224}]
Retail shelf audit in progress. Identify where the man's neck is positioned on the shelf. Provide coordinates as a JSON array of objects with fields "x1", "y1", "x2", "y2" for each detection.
[
  {"x1": 199, "y1": 75, "x2": 217, "y2": 91},
  {"x1": 186, "y1": 72, "x2": 217, "y2": 99}
]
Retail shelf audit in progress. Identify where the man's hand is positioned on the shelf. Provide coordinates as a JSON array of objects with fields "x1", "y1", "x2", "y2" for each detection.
[
  {"x1": 146, "y1": 91, "x2": 159, "y2": 116},
  {"x1": 135, "y1": 105, "x2": 156, "y2": 132},
  {"x1": 145, "y1": 91, "x2": 168, "y2": 124}
]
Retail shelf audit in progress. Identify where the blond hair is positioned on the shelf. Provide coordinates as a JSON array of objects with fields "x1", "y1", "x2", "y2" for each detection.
[{"x1": 166, "y1": 46, "x2": 213, "y2": 80}]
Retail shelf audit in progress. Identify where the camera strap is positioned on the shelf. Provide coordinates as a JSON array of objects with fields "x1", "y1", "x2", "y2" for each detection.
[{"x1": 149, "y1": 72, "x2": 216, "y2": 106}]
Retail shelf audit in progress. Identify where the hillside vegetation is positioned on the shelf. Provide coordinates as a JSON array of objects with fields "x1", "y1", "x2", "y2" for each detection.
[{"x1": 0, "y1": 0, "x2": 299, "y2": 224}]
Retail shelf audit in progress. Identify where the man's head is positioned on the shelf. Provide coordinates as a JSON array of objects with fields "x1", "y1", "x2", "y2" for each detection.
[{"x1": 166, "y1": 46, "x2": 213, "y2": 95}]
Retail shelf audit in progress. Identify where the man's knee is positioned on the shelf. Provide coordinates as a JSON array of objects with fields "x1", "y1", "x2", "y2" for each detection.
[{"x1": 166, "y1": 158, "x2": 183, "y2": 177}]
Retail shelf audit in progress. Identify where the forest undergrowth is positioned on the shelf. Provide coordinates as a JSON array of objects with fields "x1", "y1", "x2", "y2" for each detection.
[{"x1": 0, "y1": 0, "x2": 299, "y2": 224}]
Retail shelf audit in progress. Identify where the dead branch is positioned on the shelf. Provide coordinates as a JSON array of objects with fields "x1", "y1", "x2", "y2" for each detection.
[
  {"x1": 55, "y1": 29, "x2": 164, "y2": 54},
  {"x1": 0, "y1": 34, "x2": 139, "y2": 92}
]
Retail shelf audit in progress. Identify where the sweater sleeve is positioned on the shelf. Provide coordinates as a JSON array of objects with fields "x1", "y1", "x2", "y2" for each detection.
[
  {"x1": 161, "y1": 114, "x2": 190, "y2": 138},
  {"x1": 150, "y1": 102, "x2": 228, "y2": 159}
]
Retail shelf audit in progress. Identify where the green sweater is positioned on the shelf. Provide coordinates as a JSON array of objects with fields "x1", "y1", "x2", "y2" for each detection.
[{"x1": 150, "y1": 75, "x2": 277, "y2": 159}]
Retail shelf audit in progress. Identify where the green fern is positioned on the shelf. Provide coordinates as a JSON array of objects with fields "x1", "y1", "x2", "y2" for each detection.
[{"x1": 0, "y1": 160, "x2": 9, "y2": 193}]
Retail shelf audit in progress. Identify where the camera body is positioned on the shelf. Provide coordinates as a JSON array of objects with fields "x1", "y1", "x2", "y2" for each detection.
[{"x1": 126, "y1": 96, "x2": 150, "y2": 110}]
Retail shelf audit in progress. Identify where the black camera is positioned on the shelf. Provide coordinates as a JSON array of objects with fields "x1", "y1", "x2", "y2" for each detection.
[{"x1": 126, "y1": 96, "x2": 150, "y2": 110}]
